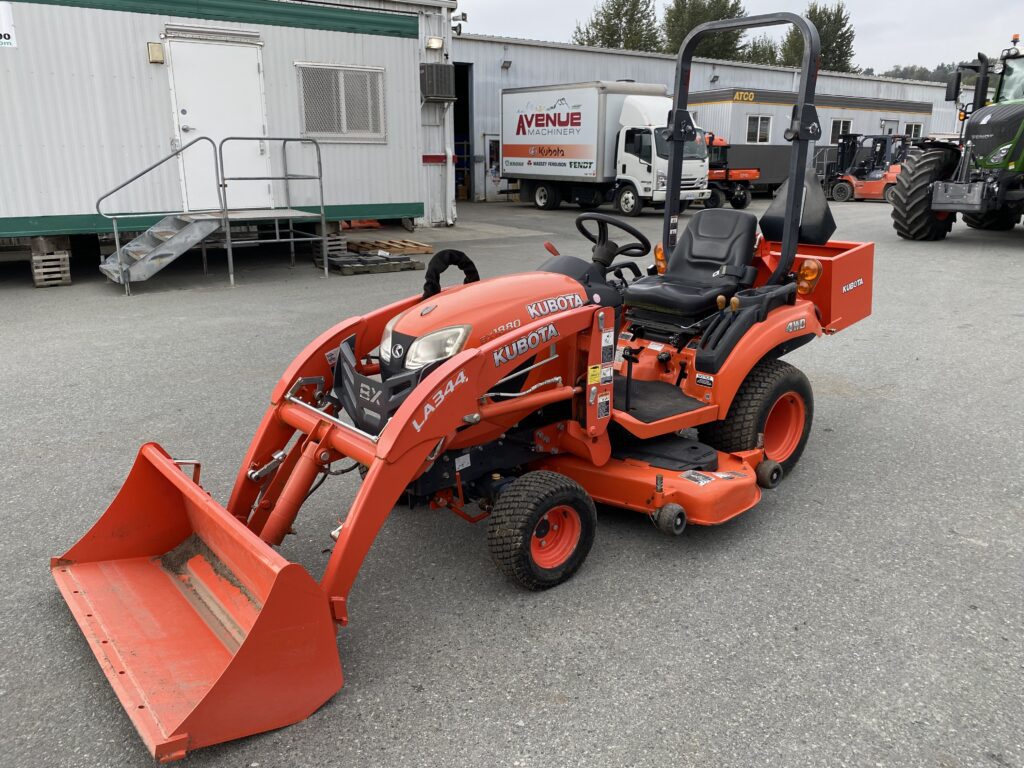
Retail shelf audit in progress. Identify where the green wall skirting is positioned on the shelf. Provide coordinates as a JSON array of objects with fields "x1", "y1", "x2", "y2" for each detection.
[
  {"x1": 22, "y1": 0, "x2": 419, "y2": 38},
  {"x1": 0, "y1": 203, "x2": 426, "y2": 237}
]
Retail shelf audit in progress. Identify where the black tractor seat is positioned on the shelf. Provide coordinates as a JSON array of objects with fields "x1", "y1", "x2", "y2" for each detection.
[{"x1": 624, "y1": 208, "x2": 758, "y2": 318}]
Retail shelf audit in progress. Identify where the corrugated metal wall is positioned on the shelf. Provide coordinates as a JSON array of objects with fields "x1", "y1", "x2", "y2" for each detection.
[
  {"x1": 0, "y1": 1, "x2": 442, "y2": 224},
  {"x1": 452, "y1": 34, "x2": 961, "y2": 200}
]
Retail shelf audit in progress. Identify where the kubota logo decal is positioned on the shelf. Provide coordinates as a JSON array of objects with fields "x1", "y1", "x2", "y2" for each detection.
[
  {"x1": 842, "y1": 277, "x2": 864, "y2": 294},
  {"x1": 412, "y1": 370, "x2": 468, "y2": 432},
  {"x1": 493, "y1": 324, "x2": 559, "y2": 366},
  {"x1": 526, "y1": 292, "x2": 583, "y2": 319}
]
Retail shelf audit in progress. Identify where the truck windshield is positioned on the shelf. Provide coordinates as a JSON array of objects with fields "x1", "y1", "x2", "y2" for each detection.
[
  {"x1": 997, "y1": 59, "x2": 1024, "y2": 102},
  {"x1": 655, "y1": 128, "x2": 708, "y2": 161}
]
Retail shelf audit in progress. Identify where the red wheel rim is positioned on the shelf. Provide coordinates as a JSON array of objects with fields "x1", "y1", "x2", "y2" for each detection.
[
  {"x1": 530, "y1": 505, "x2": 582, "y2": 569},
  {"x1": 763, "y1": 391, "x2": 806, "y2": 463}
]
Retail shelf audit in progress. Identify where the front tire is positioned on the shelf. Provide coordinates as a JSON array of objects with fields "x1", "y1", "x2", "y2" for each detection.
[
  {"x1": 704, "y1": 188, "x2": 726, "y2": 209},
  {"x1": 534, "y1": 182, "x2": 561, "y2": 211},
  {"x1": 614, "y1": 184, "x2": 643, "y2": 217},
  {"x1": 487, "y1": 471, "x2": 597, "y2": 590},
  {"x1": 730, "y1": 187, "x2": 752, "y2": 209},
  {"x1": 697, "y1": 359, "x2": 813, "y2": 477},
  {"x1": 831, "y1": 180, "x2": 854, "y2": 202},
  {"x1": 891, "y1": 147, "x2": 959, "y2": 240},
  {"x1": 883, "y1": 184, "x2": 897, "y2": 205},
  {"x1": 962, "y1": 209, "x2": 1020, "y2": 230}
]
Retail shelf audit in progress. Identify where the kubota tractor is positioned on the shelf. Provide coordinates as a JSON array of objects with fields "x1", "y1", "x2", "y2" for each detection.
[
  {"x1": 828, "y1": 133, "x2": 912, "y2": 204},
  {"x1": 52, "y1": 13, "x2": 874, "y2": 762},
  {"x1": 704, "y1": 132, "x2": 759, "y2": 209},
  {"x1": 892, "y1": 35, "x2": 1024, "y2": 238}
]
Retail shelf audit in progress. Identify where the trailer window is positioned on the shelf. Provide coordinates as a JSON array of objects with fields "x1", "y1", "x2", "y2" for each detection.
[
  {"x1": 297, "y1": 64, "x2": 386, "y2": 142},
  {"x1": 746, "y1": 115, "x2": 771, "y2": 144},
  {"x1": 830, "y1": 119, "x2": 852, "y2": 144},
  {"x1": 905, "y1": 122, "x2": 923, "y2": 139}
]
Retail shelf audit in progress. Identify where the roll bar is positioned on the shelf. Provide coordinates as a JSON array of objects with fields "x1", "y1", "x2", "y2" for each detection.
[{"x1": 663, "y1": 12, "x2": 822, "y2": 284}]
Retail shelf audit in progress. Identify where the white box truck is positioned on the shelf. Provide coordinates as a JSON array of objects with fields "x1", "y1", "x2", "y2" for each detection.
[{"x1": 501, "y1": 80, "x2": 711, "y2": 216}]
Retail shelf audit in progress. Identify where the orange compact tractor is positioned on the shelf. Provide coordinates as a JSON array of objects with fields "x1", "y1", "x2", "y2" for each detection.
[
  {"x1": 705, "y1": 132, "x2": 760, "y2": 209},
  {"x1": 828, "y1": 133, "x2": 913, "y2": 203},
  {"x1": 53, "y1": 13, "x2": 873, "y2": 762}
]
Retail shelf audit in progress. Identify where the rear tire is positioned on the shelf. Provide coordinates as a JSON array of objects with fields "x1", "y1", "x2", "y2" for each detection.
[
  {"x1": 614, "y1": 184, "x2": 642, "y2": 217},
  {"x1": 704, "y1": 188, "x2": 726, "y2": 209},
  {"x1": 487, "y1": 471, "x2": 597, "y2": 590},
  {"x1": 891, "y1": 148, "x2": 959, "y2": 240},
  {"x1": 962, "y1": 209, "x2": 1020, "y2": 230},
  {"x1": 730, "y1": 188, "x2": 752, "y2": 209},
  {"x1": 831, "y1": 180, "x2": 854, "y2": 202},
  {"x1": 534, "y1": 183, "x2": 561, "y2": 211},
  {"x1": 697, "y1": 359, "x2": 813, "y2": 477}
]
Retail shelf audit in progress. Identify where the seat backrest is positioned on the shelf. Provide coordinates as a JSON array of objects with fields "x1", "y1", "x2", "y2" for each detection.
[
  {"x1": 666, "y1": 208, "x2": 758, "y2": 287},
  {"x1": 759, "y1": 167, "x2": 837, "y2": 246}
]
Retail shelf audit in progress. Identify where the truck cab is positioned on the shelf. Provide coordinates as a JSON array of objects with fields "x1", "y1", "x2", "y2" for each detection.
[{"x1": 614, "y1": 95, "x2": 711, "y2": 217}]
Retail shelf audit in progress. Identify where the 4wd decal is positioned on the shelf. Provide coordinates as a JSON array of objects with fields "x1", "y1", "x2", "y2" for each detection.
[
  {"x1": 526, "y1": 292, "x2": 583, "y2": 319},
  {"x1": 412, "y1": 370, "x2": 469, "y2": 432},
  {"x1": 841, "y1": 277, "x2": 864, "y2": 294},
  {"x1": 493, "y1": 324, "x2": 559, "y2": 366},
  {"x1": 786, "y1": 318, "x2": 806, "y2": 333}
]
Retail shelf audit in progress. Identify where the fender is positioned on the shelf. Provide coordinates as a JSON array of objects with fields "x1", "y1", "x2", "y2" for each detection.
[{"x1": 696, "y1": 300, "x2": 822, "y2": 418}]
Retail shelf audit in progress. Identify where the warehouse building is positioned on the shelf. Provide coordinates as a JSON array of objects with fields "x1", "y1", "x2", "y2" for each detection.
[
  {"x1": 0, "y1": 0, "x2": 458, "y2": 244},
  {"x1": 450, "y1": 34, "x2": 961, "y2": 199}
]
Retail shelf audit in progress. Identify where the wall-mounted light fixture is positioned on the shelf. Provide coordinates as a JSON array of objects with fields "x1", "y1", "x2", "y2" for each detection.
[
  {"x1": 147, "y1": 42, "x2": 165, "y2": 64},
  {"x1": 501, "y1": 59, "x2": 512, "y2": 70},
  {"x1": 453, "y1": 12, "x2": 468, "y2": 22},
  {"x1": 709, "y1": 74, "x2": 720, "y2": 84},
  {"x1": 425, "y1": 36, "x2": 444, "y2": 50},
  {"x1": 451, "y1": 24, "x2": 462, "y2": 36}
]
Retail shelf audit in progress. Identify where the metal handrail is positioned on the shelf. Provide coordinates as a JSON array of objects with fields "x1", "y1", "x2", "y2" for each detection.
[
  {"x1": 218, "y1": 137, "x2": 329, "y2": 282},
  {"x1": 95, "y1": 136, "x2": 223, "y2": 296}
]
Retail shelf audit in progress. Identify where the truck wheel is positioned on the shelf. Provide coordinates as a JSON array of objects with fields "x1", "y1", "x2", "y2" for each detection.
[
  {"x1": 730, "y1": 188, "x2": 752, "y2": 209},
  {"x1": 614, "y1": 184, "x2": 642, "y2": 217},
  {"x1": 962, "y1": 210, "x2": 1020, "y2": 230},
  {"x1": 487, "y1": 471, "x2": 597, "y2": 590},
  {"x1": 704, "y1": 188, "x2": 725, "y2": 209},
  {"x1": 831, "y1": 180, "x2": 854, "y2": 202},
  {"x1": 883, "y1": 184, "x2": 897, "y2": 205},
  {"x1": 891, "y1": 148, "x2": 959, "y2": 241},
  {"x1": 697, "y1": 359, "x2": 813, "y2": 477},
  {"x1": 534, "y1": 183, "x2": 561, "y2": 211}
]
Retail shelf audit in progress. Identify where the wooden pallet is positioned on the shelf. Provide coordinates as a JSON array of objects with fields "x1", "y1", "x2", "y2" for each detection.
[
  {"x1": 346, "y1": 238, "x2": 433, "y2": 256},
  {"x1": 315, "y1": 252, "x2": 425, "y2": 276},
  {"x1": 311, "y1": 234, "x2": 348, "y2": 259},
  {"x1": 31, "y1": 251, "x2": 71, "y2": 287}
]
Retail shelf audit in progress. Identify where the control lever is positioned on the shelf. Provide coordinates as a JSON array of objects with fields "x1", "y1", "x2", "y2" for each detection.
[{"x1": 621, "y1": 346, "x2": 643, "y2": 412}]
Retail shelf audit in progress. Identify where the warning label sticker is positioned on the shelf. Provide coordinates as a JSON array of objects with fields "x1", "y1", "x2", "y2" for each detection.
[
  {"x1": 600, "y1": 364, "x2": 613, "y2": 384},
  {"x1": 587, "y1": 364, "x2": 601, "y2": 385},
  {"x1": 597, "y1": 392, "x2": 611, "y2": 419},
  {"x1": 680, "y1": 470, "x2": 714, "y2": 486}
]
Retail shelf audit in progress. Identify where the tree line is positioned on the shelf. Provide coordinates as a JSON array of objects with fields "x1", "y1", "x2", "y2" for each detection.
[{"x1": 572, "y1": 0, "x2": 859, "y2": 72}]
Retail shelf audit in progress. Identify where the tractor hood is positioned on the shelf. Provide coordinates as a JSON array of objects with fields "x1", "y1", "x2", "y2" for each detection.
[
  {"x1": 379, "y1": 272, "x2": 590, "y2": 376},
  {"x1": 965, "y1": 102, "x2": 1024, "y2": 166}
]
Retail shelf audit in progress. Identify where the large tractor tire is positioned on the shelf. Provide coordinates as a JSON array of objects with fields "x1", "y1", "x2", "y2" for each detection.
[
  {"x1": 698, "y1": 359, "x2": 813, "y2": 478},
  {"x1": 962, "y1": 209, "x2": 1020, "y2": 230},
  {"x1": 891, "y1": 148, "x2": 959, "y2": 240}
]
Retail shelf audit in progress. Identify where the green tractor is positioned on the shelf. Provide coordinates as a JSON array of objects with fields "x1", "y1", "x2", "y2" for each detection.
[{"x1": 892, "y1": 36, "x2": 1024, "y2": 239}]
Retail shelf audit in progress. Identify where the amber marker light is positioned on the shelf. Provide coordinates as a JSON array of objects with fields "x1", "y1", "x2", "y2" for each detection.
[
  {"x1": 796, "y1": 258, "x2": 822, "y2": 294},
  {"x1": 654, "y1": 242, "x2": 667, "y2": 274}
]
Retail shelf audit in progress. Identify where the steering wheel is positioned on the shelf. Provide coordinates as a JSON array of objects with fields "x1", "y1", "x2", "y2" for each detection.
[{"x1": 575, "y1": 212, "x2": 651, "y2": 271}]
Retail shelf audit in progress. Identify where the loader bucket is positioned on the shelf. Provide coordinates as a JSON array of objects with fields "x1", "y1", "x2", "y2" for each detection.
[{"x1": 51, "y1": 443, "x2": 343, "y2": 762}]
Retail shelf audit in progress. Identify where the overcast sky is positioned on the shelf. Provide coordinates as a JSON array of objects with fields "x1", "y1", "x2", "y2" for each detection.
[{"x1": 457, "y1": 0, "x2": 1017, "y2": 72}]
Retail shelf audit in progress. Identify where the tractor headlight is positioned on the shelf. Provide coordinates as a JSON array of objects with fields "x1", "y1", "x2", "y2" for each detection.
[
  {"x1": 989, "y1": 143, "x2": 1013, "y2": 165},
  {"x1": 656, "y1": 170, "x2": 667, "y2": 190},
  {"x1": 379, "y1": 311, "x2": 409, "y2": 364},
  {"x1": 404, "y1": 325, "x2": 471, "y2": 370}
]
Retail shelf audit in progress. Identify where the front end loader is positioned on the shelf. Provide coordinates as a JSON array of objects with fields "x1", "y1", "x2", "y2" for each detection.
[
  {"x1": 891, "y1": 36, "x2": 1024, "y2": 239},
  {"x1": 53, "y1": 12, "x2": 874, "y2": 762}
]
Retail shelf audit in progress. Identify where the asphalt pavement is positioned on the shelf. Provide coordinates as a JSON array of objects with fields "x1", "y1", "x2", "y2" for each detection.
[{"x1": 1, "y1": 198, "x2": 1021, "y2": 767}]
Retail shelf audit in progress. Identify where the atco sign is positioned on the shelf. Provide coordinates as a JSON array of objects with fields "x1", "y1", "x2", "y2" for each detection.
[{"x1": 733, "y1": 91, "x2": 756, "y2": 102}]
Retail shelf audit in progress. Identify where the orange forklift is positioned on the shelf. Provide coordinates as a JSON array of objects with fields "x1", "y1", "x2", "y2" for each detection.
[
  {"x1": 828, "y1": 133, "x2": 912, "y2": 203},
  {"x1": 704, "y1": 132, "x2": 760, "y2": 209}
]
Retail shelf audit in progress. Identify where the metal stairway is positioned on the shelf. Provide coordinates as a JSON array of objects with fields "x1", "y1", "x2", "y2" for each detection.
[{"x1": 99, "y1": 215, "x2": 221, "y2": 284}]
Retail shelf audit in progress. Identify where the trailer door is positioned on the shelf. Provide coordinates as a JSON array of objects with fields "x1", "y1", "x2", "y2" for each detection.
[{"x1": 167, "y1": 37, "x2": 272, "y2": 211}]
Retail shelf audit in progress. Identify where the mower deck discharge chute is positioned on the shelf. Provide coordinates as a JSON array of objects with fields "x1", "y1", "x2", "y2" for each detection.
[{"x1": 53, "y1": 12, "x2": 874, "y2": 761}]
